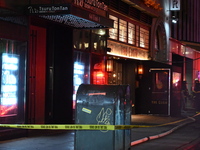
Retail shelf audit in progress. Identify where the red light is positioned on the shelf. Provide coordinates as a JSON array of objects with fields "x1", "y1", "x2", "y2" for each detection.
[
  {"x1": 96, "y1": 72, "x2": 104, "y2": 77},
  {"x1": 93, "y1": 71, "x2": 106, "y2": 84}
]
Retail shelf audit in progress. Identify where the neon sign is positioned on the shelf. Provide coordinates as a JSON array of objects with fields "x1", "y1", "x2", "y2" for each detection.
[
  {"x1": 74, "y1": 0, "x2": 108, "y2": 11},
  {"x1": 0, "y1": 53, "x2": 19, "y2": 116}
]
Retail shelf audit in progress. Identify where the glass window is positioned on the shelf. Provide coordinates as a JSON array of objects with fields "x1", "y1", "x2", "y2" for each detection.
[
  {"x1": 139, "y1": 27, "x2": 149, "y2": 49},
  {"x1": 0, "y1": 39, "x2": 27, "y2": 124},
  {"x1": 73, "y1": 51, "x2": 90, "y2": 109},
  {"x1": 109, "y1": 15, "x2": 118, "y2": 40},
  {"x1": 91, "y1": 29, "x2": 106, "y2": 54},
  {"x1": 73, "y1": 29, "x2": 106, "y2": 54},
  {"x1": 128, "y1": 23, "x2": 136, "y2": 45},
  {"x1": 119, "y1": 19, "x2": 127, "y2": 42},
  {"x1": 108, "y1": 16, "x2": 150, "y2": 50},
  {"x1": 73, "y1": 29, "x2": 90, "y2": 51}
]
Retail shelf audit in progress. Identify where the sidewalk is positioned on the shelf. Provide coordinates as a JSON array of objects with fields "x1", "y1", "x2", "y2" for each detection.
[
  {"x1": 131, "y1": 109, "x2": 197, "y2": 145},
  {"x1": 131, "y1": 109, "x2": 200, "y2": 150},
  {"x1": 0, "y1": 109, "x2": 198, "y2": 150}
]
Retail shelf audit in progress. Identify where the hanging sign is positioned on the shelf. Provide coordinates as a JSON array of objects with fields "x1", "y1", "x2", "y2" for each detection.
[
  {"x1": 170, "y1": 0, "x2": 180, "y2": 11},
  {"x1": 27, "y1": 4, "x2": 70, "y2": 15}
]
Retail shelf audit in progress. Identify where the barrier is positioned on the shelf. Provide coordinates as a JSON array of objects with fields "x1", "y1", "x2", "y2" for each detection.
[{"x1": 0, "y1": 113, "x2": 199, "y2": 130}]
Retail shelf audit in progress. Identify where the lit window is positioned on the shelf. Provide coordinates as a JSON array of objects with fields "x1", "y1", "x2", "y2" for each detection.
[
  {"x1": 119, "y1": 19, "x2": 127, "y2": 42},
  {"x1": 140, "y1": 27, "x2": 149, "y2": 49},
  {"x1": 128, "y1": 23, "x2": 135, "y2": 45},
  {"x1": 109, "y1": 15, "x2": 118, "y2": 40}
]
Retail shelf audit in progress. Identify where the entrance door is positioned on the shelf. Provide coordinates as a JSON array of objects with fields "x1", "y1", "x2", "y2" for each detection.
[
  {"x1": 149, "y1": 69, "x2": 170, "y2": 115},
  {"x1": 28, "y1": 26, "x2": 46, "y2": 124}
]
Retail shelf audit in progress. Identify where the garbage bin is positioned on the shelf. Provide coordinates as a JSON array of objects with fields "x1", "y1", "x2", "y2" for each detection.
[{"x1": 74, "y1": 84, "x2": 131, "y2": 150}]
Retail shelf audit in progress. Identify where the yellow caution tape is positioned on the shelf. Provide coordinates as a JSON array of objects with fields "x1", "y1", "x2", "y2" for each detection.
[
  {"x1": 0, "y1": 123, "x2": 180, "y2": 130},
  {"x1": 0, "y1": 113, "x2": 199, "y2": 130},
  {"x1": 0, "y1": 124, "x2": 115, "y2": 130}
]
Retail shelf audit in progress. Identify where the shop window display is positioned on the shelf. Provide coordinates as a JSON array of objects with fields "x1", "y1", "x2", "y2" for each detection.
[{"x1": 0, "y1": 39, "x2": 26, "y2": 124}]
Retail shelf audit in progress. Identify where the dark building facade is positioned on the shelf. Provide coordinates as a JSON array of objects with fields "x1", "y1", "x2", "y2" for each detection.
[
  {"x1": 169, "y1": 0, "x2": 200, "y2": 115},
  {"x1": 0, "y1": 0, "x2": 114, "y2": 139}
]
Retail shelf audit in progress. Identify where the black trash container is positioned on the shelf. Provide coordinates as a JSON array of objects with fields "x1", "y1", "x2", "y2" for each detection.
[{"x1": 74, "y1": 84, "x2": 131, "y2": 150}]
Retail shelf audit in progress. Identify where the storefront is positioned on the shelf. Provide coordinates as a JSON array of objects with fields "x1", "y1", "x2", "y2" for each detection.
[
  {"x1": 104, "y1": 4, "x2": 153, "y2": 114},
  {"x1": 26, "y1": 2, "x2": 113, "y2": 124},
  {"x1": 0, "y1": 8, "x2": 28, "y2": 138},
  {"x1": 72, "y1": 28, "x2": 108, "y2": 109},
  {"x1": 170, "y1": 38, "x2": 200, "y2": 115}
]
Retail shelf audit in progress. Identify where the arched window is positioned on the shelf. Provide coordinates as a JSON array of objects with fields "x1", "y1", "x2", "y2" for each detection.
[{"x1": 154, "y1": 24, "x2": 167, "y2": 61}]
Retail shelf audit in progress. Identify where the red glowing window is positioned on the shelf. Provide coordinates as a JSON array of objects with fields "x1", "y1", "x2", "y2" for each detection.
[{"x1": 93, "y1": 71, "x2": 106, "y2": 85}]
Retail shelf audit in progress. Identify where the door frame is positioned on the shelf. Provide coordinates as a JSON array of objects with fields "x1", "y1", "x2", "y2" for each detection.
[
  {"x1": 28, "y1": 25, "x2": 46, "y2": 124},
  {"x1": 149, "y1": 68, "x2": 171, "y2": 116}
]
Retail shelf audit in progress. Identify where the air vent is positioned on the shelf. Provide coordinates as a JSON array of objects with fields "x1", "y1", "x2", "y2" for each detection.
[
  {"x1": 130, "y1": 7, "x2": 140, "y2": 20},
  {"x1": 110, "y1": 0, "x2": 118, "y2": 10},
  {"x1": 119, "y1": 1, "x2": 129, "y2": 15},
  {"x1": 140, "y1": 13, "x2": 152, "y2": 25}
]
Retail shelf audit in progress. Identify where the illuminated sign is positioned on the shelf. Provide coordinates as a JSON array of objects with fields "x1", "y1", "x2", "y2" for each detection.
[
  {"x1": 170, "y1": 0, "x2": 180, "y2": 11},
  {"x1": 74, "y1": 62, "x2": 84, "y2": 92},
  {"x1": 74, "y1": 0, "x2": 108, "y2": 11},
  {"x1": 73, "y1": 62, "x2": 85, "y2": 109},
  {"x1": 107, "y1": 40, "x2": 149, "y2": 60},
  {"x1": 0, "y1": 53, "x2": 19, "y2": 116},
  {"x1": 27, "y1": 5, "x2": 70, "y2": 14}
]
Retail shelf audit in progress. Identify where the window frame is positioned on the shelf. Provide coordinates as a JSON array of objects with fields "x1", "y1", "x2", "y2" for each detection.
[
  {"x1": 139, "y1": 27, "x2": 149, "y2": 49},
  {"x1": 108, "y1": 15, "x2": 150, "y2": 50},
  {"x1": 119, "y1": 19, "x2": 127, "y2": 42},
  {"x1": 128, "y1": 22, "x2": 136, "y2": 45},
  {"x1": 109, "y1": 15, "x2": 118, "y2": 40}
]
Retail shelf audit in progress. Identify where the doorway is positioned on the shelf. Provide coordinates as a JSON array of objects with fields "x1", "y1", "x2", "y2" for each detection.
[
  {"x1": 28, "y1": 25, "x2": 46, "y2": 124},
  {"x1": 149, "y1": 68, "x2": 170, "y2": 115}
]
